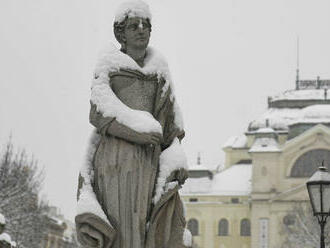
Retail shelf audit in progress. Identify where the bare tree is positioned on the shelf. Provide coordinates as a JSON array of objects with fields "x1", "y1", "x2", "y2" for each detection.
[
  {"x1": 0, "y1": 140, "x2": 48, "y2": 248},
  {"x1": 281, "y1": 202, "x2": 330, "y2": 248}
]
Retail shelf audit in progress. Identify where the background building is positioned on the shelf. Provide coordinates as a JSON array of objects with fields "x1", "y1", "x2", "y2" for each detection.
[
  {"x1": 43, "y1": 207, "x2": 78, "y2": 248},
  {"x1": 181, "y1": 76, "x2": 330, "y2": 248}
]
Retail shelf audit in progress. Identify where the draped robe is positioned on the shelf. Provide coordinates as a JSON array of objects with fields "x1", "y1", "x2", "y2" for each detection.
[{"x1": 76, "y1": 66, "x2": 190, "y2": 248}]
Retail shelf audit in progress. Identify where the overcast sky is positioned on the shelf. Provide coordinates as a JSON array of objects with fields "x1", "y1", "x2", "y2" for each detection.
[{"x1": 0, "y1": 0, "x2": 330, "y2": 220}]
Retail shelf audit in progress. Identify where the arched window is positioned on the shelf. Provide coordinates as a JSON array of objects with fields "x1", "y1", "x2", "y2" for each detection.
[
  {"x1": 187, "y1": 218, "x2": 199, "y2": 236},
  {"x1": 291, "y1": 149, "x2": 330, "y2": 177},
  {"x1": 218, "y1": 219, "x2": 229, "y2": 236},
  {"x1": 240, "y1": 219, "x2": 251, "y2": 236}
]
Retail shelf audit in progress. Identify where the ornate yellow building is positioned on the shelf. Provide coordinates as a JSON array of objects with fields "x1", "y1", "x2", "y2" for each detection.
[{"x1": 180, "y1": 77, "x2": 330, "y2": 248}]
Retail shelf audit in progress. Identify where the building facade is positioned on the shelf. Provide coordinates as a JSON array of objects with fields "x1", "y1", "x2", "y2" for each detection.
[
  {"x1": 43, "y1": 207, "x2": 78, "y2": 248},
  {"x1": 180, "y1": 77, "x2": 330, "y2": 248}
]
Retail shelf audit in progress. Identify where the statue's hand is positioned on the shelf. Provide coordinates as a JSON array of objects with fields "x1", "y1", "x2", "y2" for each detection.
[{"x1": 167, "y1": 168, "x2": 188, "y2": 185}]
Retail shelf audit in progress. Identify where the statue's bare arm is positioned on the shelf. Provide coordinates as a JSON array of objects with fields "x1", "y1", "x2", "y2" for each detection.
[{"x1": 90, "y1": 102, "x2": 162, "y2": 145}]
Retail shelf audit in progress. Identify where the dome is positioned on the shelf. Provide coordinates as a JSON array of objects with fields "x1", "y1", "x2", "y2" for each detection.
[{"x1": 300, "y1": 105, "x2": 330, "y2": 120}]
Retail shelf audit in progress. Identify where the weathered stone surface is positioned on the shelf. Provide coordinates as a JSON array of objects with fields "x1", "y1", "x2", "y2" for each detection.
[{"x1": 75, "y1": 2, "x2": 190, "y2": 247}]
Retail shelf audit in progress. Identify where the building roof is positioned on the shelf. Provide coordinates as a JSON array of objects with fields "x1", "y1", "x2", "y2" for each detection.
[
  {"x1": 181, "y1": 164, "x2": 252, "y2": 196},
  {"x1": 249, "y1": 108, "x2": 300, "y2": 131},
  {"x1": 249, "y1": 137, "x2": 280, "y2": 153},
  {"x1": 293, "y1": 104, "x2": 330, "y2": 124},
  {"x1": 188, "y1": 163, "x2": 209, "y2": 171},
  {"x1": 270, "y1": 89, "x2": 327, "y2": 102},
  {"x1": 223, "y1": 134, "x2": 247, "y2": 149},
  {"x1": 249, "y1": 104, "x2": 330, "y2": 131}
]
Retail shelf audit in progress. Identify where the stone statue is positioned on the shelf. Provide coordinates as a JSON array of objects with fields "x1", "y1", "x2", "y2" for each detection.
[{"x1": 75, "y1": 1, "x2": 191, "y2": 247}]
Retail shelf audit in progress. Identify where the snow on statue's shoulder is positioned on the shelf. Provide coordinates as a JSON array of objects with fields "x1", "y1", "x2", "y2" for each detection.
[
  {"x1": 91, "y1": 42, "x2": 184, "y2": 133},
  {"x1": 115, "y1": 0, "x2": 152, "y2": 23}
]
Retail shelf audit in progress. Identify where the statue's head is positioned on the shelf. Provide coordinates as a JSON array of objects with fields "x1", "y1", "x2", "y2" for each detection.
[{"x1": 113, "y1": 0, "x2": 152, "y2": 52}]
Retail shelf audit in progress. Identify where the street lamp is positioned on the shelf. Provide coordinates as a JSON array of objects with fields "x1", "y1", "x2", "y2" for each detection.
[{"x1": 306, "y1": 164, "x2": 330, "y2": 248}]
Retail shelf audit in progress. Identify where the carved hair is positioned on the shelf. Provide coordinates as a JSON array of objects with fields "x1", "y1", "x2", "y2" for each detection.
[{"x1": 113, "y1": 16, "x2": 152, "y2": 52}]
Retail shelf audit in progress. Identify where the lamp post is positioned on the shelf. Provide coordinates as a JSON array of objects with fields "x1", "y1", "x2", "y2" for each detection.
[{"x1": 306, "y1": 164, "x2": 330, "y2": 248}]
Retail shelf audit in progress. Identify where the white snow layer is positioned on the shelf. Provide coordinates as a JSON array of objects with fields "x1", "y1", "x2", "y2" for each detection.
[
  {"x1": 249, "y1": 108, "x2": 301, "y2": 130},
  {"x1": 0, "y1": 233, "x2": 11, "y2": 244},
  {"x1": 223, "y1": 134, "x2": 247, "y2": 149},
  {"x1": 249, "y1": 137, "x2": 280, "y2": 153},
  {"x1": 180, "y1": 177, "x2": 213, "y2": 194},
  {"x1": 299, "y1": 104, "x2": 330, "y2": 121},
  {"x1": 308, "y1": 166, "x2": 330, "y2": 182},
  {"x1": 249, "y1": 105, "x2": 330, "y2": 131},
  {"x1": 91, "y1": 43, "x2": 184, "y2": 133},
  {"x1": 211, "y1": 164, "x2": 252, "y2": 195},
  {"x1": 188, "y1": 163, "x2": 209, "y2": 171},
  {"x1": 271, "y1": 89, "x2": 327, "y2": 101},
  {"x1": 183, "y1": 228, "x2": 192, "y2": 247},
  {"x1": 0, "y1": 214, "x2": 5, "y2": 225},
  {"x1": 153, "y1": 138, "x2": 188, "y2": 203},
  {"x1": 114, "y1": 0, "x2": 152, "y2": 23},
  {"x1": 254, "y1": 127, "x2": 275, "y2": 133},
  {"x1": 181, "y1": 164, "x2": 252, "y2": 196},
  {"x1": 77, "y1": 131, "x2": 111, "y2": 226}
]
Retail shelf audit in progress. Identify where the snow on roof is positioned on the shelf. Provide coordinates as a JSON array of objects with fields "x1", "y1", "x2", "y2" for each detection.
[
  {"x1": 180, "y1": 177, "x2": 213, "y2": 194},
  {"x1": 115, "y1": 0, "x2": 152, "y2": 23},
  {"x1": 0, "y1": 214, "x2": 5, "y2": 225},
  {"x1": 211, "y1": 164, "x2": 252, "y2": 195},
  {"x1": 249, "y1": 137, "x2": 280, "y2": 153},
  {"x1": 300, "y1": 104, "x2": 330, "y2": 120},
  {"x1": 287, "y1": 105, "x2": 330, "y2": 126},
  {"x1": 250, "y1": 104, "x2": 330, "y2": 131},
  {"x1": 308, "y1": 167, "x2": 330, "y2": 182},
  {"x1": 249, "y1": 108, "x2": 300, "y2": 131},
  {"x1": 270, "y1": 89, "x2": 326, "y2": 101},
  {"x1": 188, "y1": 164, "x2": 209, "y2": 171},
  {"x1": 223, "y1": 134, "x2": 247, "y2": 149},
  {"x1": 0, "y1": 233, "x2": 11, "y2": 244},
  {"x1": 181, "y1": 164, "x2": 252, "y2": 196},
  {"x1": 254, "y1": 127, "x2": 275, "y2": 133}
]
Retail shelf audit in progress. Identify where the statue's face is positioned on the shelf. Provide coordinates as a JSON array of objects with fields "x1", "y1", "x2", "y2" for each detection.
[{"x1": 124, "y1": 17, "x2": 150, "y2": 50}]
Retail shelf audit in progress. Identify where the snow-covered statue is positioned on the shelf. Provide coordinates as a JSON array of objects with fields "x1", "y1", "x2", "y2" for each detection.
[{"x1": 75, "y1": 1, "x2": 192, "y2": 247}]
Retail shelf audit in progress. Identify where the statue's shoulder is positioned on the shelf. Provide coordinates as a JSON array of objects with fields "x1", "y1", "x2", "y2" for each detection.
[
  {"x1": 96, "y1": 43, "x2": 170, "y2": 75},
  {"x1": 95, "y1": 44, "x2": 139, "y2": 75}
]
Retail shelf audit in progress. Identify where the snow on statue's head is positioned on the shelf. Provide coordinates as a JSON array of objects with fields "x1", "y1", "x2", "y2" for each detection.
[{"x1": 113, "y1": 0, "x2": 152, "y2": 52}]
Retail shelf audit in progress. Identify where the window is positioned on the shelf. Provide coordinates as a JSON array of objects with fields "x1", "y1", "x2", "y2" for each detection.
[
  {"x1": 240, "y1": 219, "x2": 251, "y2": 236},
  {"x1": 189, "y1": 198, "x2": 198, "y2": 202},
  {"x1": 187, "y1": 218, "x2": 199, "y2": 236},
  {"x1": 291, "y1": 149, "x2": 330, "y2": 177},
  {"x1": 231, "y1": 198, "x2": 239, "y2": 204},
  {"x1": 283, "y1": 214, "x2": 295, "y2": 226},
  {"x1": 218, "y1": 219, "x2": 229, "y2": 236}
]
